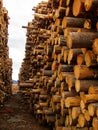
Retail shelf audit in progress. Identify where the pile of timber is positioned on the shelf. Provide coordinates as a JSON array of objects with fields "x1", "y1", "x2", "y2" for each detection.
[
  {"x1": 0, "y1": 0, "x2": 12, "y2": 107},
  {"x1": 19, "y1": 0, "x2": 98, "y2": 129}
]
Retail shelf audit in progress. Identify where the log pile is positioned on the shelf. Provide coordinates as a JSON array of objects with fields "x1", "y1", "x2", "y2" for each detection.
[
  {"x1": 0, "y1": 0, "x2": 12, "y2": 107},
  {"x1": 19, "y1": 0, "x2": 98, "y2": 129}
]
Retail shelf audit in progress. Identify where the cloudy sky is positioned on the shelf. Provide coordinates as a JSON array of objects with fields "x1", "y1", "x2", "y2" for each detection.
[{"x1": 3, "y1": 0, "x2": 47, "y2": 80}]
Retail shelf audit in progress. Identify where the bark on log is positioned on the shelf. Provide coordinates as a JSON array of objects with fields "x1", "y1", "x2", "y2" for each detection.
[
  {"x1": 67, "y1": 32, "x2": 98, "y2": 49},
  {"x1": 75, "y1": 80, "x2": 98, "y2": 92},
  {"x1": 62, "y1": 17, "x2": 85, "y2": 29}
]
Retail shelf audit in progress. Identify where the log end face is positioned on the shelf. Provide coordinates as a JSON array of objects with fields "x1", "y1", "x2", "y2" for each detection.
[{"x1": 67, "y1": 35, "x2": 72, "y2": 49}]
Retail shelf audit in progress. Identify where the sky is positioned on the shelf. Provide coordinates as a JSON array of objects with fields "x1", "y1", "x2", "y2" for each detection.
[{"x1": 3, "y1": 0, "x2": 47, "y2": 80}]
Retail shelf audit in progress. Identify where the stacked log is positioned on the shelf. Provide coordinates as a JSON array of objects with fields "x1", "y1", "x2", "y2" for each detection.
[
  {"x1": 0, "y1": 0, "x2": 12, "y2": 107},
  {"x1": 19, "y1": 0, "x2": 98, "y2": 129}
]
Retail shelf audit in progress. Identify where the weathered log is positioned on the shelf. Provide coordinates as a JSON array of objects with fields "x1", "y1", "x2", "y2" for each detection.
[
  {"x1": 58, "y1": 64, "x2": 73, "y2": 73},
  {"x1": 46, "y1": 45, "x2": 54, "y2": 56},
  {"x1": 62, "y1": 17, "x2": 85, "y2": 29},
  {"x1": 43, "y1": 70, "x2": 54, "y2": 76},
  {"x1": 58, "y1": 35, "x2": 67, "y2": 46},
  {"x1": 67, "y1": 32, "x2": 98, "y2": 49}
]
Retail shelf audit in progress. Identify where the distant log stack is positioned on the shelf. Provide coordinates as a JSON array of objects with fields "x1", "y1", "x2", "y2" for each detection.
[
  {"x1": 0, "y1": 0, "x2": 12, "y2": 107},
  {"x1": 19, "y1": 0, "x2": 98, "y2": 129}
]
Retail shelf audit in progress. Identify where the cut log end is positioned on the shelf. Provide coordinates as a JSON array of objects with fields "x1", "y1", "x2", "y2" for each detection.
[{"x1": 84, "y1": 0, "x2": 92, "y2": 11}]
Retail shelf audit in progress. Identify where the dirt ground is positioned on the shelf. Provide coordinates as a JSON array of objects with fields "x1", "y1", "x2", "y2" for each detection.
[{"x1": 0, "y1": 90, "x2": 53, "y2": 130}]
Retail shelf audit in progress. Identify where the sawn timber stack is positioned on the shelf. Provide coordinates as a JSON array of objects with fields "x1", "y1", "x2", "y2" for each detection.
[{"x1": 19, "y1": 0, "x2": 98, "y2": 130}]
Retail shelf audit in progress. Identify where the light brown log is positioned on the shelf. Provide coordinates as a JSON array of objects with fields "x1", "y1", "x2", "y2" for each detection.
[
  {"x1": 77, "y1": 54, "x2": 85, "y2": 65},
  {"x1": 68, "y1": 49, "x2": 83, "y2": 64},
  {"x1": 84, "y1": 0, "x2": 98, "y2": 11},
  {"x1": 92, "y1": 38, "x2": 98, "y2": 54},
  {"x1": 57, "y1": 54, "x2": 64, "y2": 63},
  {"x1": 55, "y1": 18, "x2": 62, "y2": 26},
  {"x1": 58, "y1": 72, "x2": 71, "y2": 81},
  {"x1": 63, "y1": 48, "x2": 69, "y2": 63},
  {"x1": 72, "y1": 107, "x2": 81, "y2": 119},
  {"x1": 62, "y1": 17, "x2": 85, "y2": 29},
  {"x1": 65, "y1": 115, "x2": 70, "y2": 126},
  {"x1": 88, "y1": 86, "x2": 98, "y2": 94},
  {"x1": 74, "y1": 65, "x2": 98, "y2": 79},
  {"x1": 52, "y1": 95, "x2": 61, "y2": 103},
  {"x1": 52, "y1": 60, "x2": 58, "y2": 71},
  {"x1": 81, "y1": 93, "x2": 98, "y2": 104},
  {"x1": 64, "y1": 27, "x2": 79, "y2": 37},
  {"x1": 92, "y1": 117, "x2": 98, "y2": 130},
  {"x1": 88, "y1": 103, "x2": 98, "y2": 116},
  {"x1": 85, "y1": 50, "x2": 98, "y2": 67},
  {"x1": 72, "y1": 0, "x2": 85, "y2": 17},
  {"x1": 78, "y1": 114, "x2": 88, "y2": 128},
  {"x1": 84, "y1": 109, "x2": 91, "y2": 121},
  {"x1": 67, "y1": 32, "x2": 98, "y2": 49},
  {"x1": 65, "y1": 96, "x2": 81, "y2": 108},
  {"x1": 75, "y1": 80, "x2": 98, "y2": 92},
  {"x1": 66, "y1": 73, "x2": 75, "y2": 91}
]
